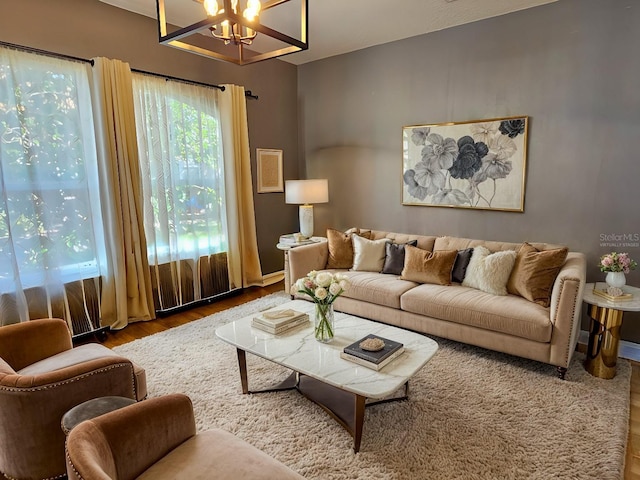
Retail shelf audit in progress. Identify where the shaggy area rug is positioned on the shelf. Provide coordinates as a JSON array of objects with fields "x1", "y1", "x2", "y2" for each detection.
[{"x1": 114, "y1": 292, "x2": 630, "y2": 480}]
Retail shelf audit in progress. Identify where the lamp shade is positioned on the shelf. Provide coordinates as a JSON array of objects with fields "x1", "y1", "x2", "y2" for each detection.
[{"x1": 285, "y1": 179, "x2": 329, "y2": 205}]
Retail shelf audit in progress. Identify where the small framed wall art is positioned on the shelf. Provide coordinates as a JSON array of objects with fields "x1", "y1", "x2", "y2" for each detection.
[
  {"x1": 256, "y1": 148, "x2": 284, "y2": 193},
  {"x1": 402, "y1": 116, "x2": 528, "y2": 212}
]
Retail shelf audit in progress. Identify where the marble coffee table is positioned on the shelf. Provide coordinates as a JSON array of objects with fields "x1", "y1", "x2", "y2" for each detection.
[{"x1": 215, "y1": 299, "x2": 439, "y2": 452}]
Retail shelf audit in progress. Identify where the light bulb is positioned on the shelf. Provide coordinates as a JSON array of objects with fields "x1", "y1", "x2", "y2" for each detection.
[
  {"x1": 203, "y1": 0, "x2": 219, "y2": 16},
  {"x1": 243, "y1": 7, "x2": 256, "y2": 21},
  {"x1": 247, "y1": 0, "x2": 261, "y2": 14}
]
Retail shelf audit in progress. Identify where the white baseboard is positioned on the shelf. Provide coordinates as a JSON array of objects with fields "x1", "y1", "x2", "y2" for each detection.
[{"x1": 579, "y1": 329, "x2": 640, "y2": 362}]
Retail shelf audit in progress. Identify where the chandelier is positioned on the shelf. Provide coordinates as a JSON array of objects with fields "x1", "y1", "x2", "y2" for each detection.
[{"x1": 156, "y1": 0, "x2": 308, "y2": 65}]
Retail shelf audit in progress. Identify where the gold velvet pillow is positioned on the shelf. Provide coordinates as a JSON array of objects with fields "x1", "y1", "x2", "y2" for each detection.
[
  {"x1": 326, "y1": 228, "x2": 354, "y2": 269},
  {"x1": 507, "y1": 242, "x2": 568, "y2": 307},
  {"x1": 400, "y1": 245, "x2": 457, "y2": 285}
]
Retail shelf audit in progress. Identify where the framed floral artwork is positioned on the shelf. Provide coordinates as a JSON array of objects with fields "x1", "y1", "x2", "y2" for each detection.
[
  {"x1": 402, "y1": 116, "x2": 528, "y2": 212},
  {"x1": 256, "y1": 148, "x2": 284, "y2": 193}
]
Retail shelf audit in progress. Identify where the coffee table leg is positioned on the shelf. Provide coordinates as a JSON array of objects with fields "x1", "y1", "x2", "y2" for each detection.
[
  {"x1": 354, "y1": 394, "x2": 366, "y2": 453},
  {"x1": 236, "y1": 348, "x2": 298, "y2": 394},
  {"x1": 236, "y1": 349, "x2": 249, "y2": 394}
]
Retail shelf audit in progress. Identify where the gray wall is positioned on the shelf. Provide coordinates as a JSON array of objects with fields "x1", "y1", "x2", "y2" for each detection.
[
  {"x1": 298, "y1": 0, "x2": 640, "y2": 341},
  {"x1": 0, "y1": 0, "x2": 299, "y2": 275}
]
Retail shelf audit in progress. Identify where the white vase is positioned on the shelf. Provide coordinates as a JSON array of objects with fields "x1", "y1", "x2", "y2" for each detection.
[{"x1": 605, "y1": 271, "x2": 626, "y2": 289}]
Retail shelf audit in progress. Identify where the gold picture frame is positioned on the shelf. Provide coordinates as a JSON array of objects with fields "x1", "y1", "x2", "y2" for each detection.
[
  {"x1": 402, "y1": 115, "x2": 528, "y2": 212},
  {"x1": 256, "y1": 148, "x2": 284, "y2": 193}
]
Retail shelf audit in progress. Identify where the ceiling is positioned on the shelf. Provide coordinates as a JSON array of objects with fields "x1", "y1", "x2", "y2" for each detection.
[{"x1": 99, "y1": 0, "x2": 558, "y2": 65}]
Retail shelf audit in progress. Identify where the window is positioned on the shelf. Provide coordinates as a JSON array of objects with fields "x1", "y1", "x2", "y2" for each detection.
[
  {"x1": 132, "y1": 75, "x2": 227, "y2": 266},
  {"x1": 0, "y1": 47, "x2": 103, "y2": 293}
]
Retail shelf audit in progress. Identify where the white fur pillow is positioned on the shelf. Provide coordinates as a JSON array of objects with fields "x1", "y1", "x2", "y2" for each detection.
[
  {"x1": 352, "y1": 236, "x2": 388, "y2": 272},
  {"x1": 462, "y1": 246, "x2": 517, "y2": 296}
]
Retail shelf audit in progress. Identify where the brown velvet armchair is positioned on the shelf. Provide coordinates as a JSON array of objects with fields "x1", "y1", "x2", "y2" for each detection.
[
  {"x1": 66, "y1": 393, "x2": 305, "y2": 480},
  {"x1": 0, "y1": 318, "x2": 147, "y2": 480}
]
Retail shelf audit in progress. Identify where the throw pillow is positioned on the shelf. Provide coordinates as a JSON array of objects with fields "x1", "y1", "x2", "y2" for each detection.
[
  {"x1": 451, "y1": 248, "x2": 474, "y2": 283},
  {"x1": 352, "y1": 236, "x2": 388, "y2": 272},
  {"x1": 400, "y1": 245, "x2": 458, "y2": 285},
  {"x1": 507, "y1": 242, "x2": 569, "y2": 307},
  {"x1": 326, "y1": 228, "x2": 355, "y2": 269},
  {"x1": 462, "y1": 246, "x2": 517, "y2": 296},
  {"x1": 382, "y1": 240, "x2": 418, "y2": 275}
]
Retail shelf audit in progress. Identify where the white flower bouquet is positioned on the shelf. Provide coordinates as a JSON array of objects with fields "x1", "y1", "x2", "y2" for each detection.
[{"x1": 296, "y1": 271, "x2": 350, "y2": 341}]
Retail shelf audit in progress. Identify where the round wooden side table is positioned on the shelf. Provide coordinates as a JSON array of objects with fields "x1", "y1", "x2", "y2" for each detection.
[{"x1": 583, "y1": 282, "x2": 640, "y2": 379}]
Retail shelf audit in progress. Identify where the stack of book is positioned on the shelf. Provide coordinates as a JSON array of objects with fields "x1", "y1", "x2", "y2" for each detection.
[
  {"x1": 251, "y1": 309, "x2": 309, "y2": 334},
  {"x1": 340, "y1": 334, "x2": 405, "y2": 371}
]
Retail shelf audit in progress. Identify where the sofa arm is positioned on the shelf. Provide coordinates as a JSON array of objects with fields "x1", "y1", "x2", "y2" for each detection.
[
  {"x1": 286, "y1": 242, "x2": 329, "y2": 293},
  {"x1": 0, "y1": 318, "x2": 72, "y2": 371},
  {"x1": 548, "y1": 252, "x2": 586, "y2": 368}
]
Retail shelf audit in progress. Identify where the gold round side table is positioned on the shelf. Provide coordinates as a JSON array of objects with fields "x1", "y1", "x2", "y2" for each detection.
[{"x1": 582, "y1": 282, "x2": 640, "y2": 379}]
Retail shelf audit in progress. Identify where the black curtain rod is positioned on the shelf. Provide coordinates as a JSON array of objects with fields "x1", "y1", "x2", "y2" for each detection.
[{"x1": 0, "y1": 40, "x2": 259, "y2": 100}]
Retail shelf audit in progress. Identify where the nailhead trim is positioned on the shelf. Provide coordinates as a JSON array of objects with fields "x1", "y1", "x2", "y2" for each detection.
[
  {"x1": 0, "y1": 363, "x2": 135, "y2": 394},
  {"x1": 551, "y1": 277, "x2": 580, "y2": 368}
]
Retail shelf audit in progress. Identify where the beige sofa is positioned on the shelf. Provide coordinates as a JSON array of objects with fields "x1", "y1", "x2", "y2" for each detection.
[{"x1": 286, "y1": 230, "x2": 586, "y2": 379}]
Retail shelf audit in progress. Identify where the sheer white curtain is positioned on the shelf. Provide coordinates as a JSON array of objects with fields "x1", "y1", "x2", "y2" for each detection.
[
  {"x1": 0, "y1": 47, "x2": 105, "y2": 324},
  {"x1": 132, "y1": 74, "x2": 228, "y2": 305}
]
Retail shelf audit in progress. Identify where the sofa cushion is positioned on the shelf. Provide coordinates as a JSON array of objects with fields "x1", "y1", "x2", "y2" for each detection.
[
  {"x1": 507, "y1": 242, "x2": 568, "y2": 307},
  {"x1": 137, "y1": 429, "x2": 304, "y2": 480},
  {"x1": 462, "y1": 246, "x2": 517, "y2": 296},
  {"x1": 326, "y1": 228, "x2": 355, "y2": 269},
  {"x1": 401, "y1": 246, "x2": 457, "y2": 285},
  {"x1": 337, "y1": 271, "x2": 418, "y2": 309},
  {"x1": 451, "y1": 248, "x2": 473, "y2": 283},
  {"x1": 18, "y1": 343, "x2": 148, "y2": 401},
  {"x1": 400, "y1": 284, "x2": 552, "y2": 342},
  {"x1": 352, "y1": 236, "x2": 388, "y2": 272},
  {"x1": 382, "y1": 240, "x2": 418, "y2": 275},
  {"x1": 18, "y1": 344, "x2": 124, "y2": 375}
]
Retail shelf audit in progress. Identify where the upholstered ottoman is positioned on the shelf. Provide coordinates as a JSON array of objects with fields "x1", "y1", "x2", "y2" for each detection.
[{"x1": 62, "y1": 396, "x2": 136, "y2": 435}]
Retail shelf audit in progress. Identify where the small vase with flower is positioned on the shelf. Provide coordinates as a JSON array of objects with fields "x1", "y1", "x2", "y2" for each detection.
[
  {"x1": 599, "y1": 252, "x2": 637, "y2": 290},
  {"x1": 296, "y1": 271, "x2": 350, "y2": 343}
]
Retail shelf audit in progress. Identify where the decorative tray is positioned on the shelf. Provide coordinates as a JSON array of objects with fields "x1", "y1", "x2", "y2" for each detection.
[{"x1": 592, "y1": 283, "x2": 633, "y2": 301}]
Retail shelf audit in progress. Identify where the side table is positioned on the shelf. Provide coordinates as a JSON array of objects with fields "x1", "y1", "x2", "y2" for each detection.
[
  {"x1": 583, "y1": 282, "x2": 640, "y2": 379},
  {"x1": 61, "y1": 396, "x2": 136, "y2": 435},
  {"x1": 277, "y1": 236, "x2": 327, "y2": 296}
]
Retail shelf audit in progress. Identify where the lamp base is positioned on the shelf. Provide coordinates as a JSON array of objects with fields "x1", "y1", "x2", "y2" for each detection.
[{"x1": 299, "y1": 205, "x2": 314, "y2": 238}]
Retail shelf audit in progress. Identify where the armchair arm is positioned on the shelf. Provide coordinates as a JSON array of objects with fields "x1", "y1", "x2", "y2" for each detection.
[
  {"x1": 548, "y1": 252, "x2": 586, "y2": 368},
  {"x1": 66, "y1": 394, "x2": 196, "y2": 480},
  {"x1": 0, "y1": 358, "x2": 137, "y2": 480},
  {"x1": 287, "y1": 242, "x2": 329, "y2": 292},
  {"x1": 0, "y1": 318, "x2": 72, "y2": 370}
]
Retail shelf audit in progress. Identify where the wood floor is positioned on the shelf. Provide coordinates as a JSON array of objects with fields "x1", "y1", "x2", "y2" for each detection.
[{"x1": 101, "y1": 281, "x2": 640, "y2": 479}]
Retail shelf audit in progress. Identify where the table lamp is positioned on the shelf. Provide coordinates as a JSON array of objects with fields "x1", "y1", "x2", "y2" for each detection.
[{"x1": 285, "y1": 179, "x2": 329, "y2": 238}]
